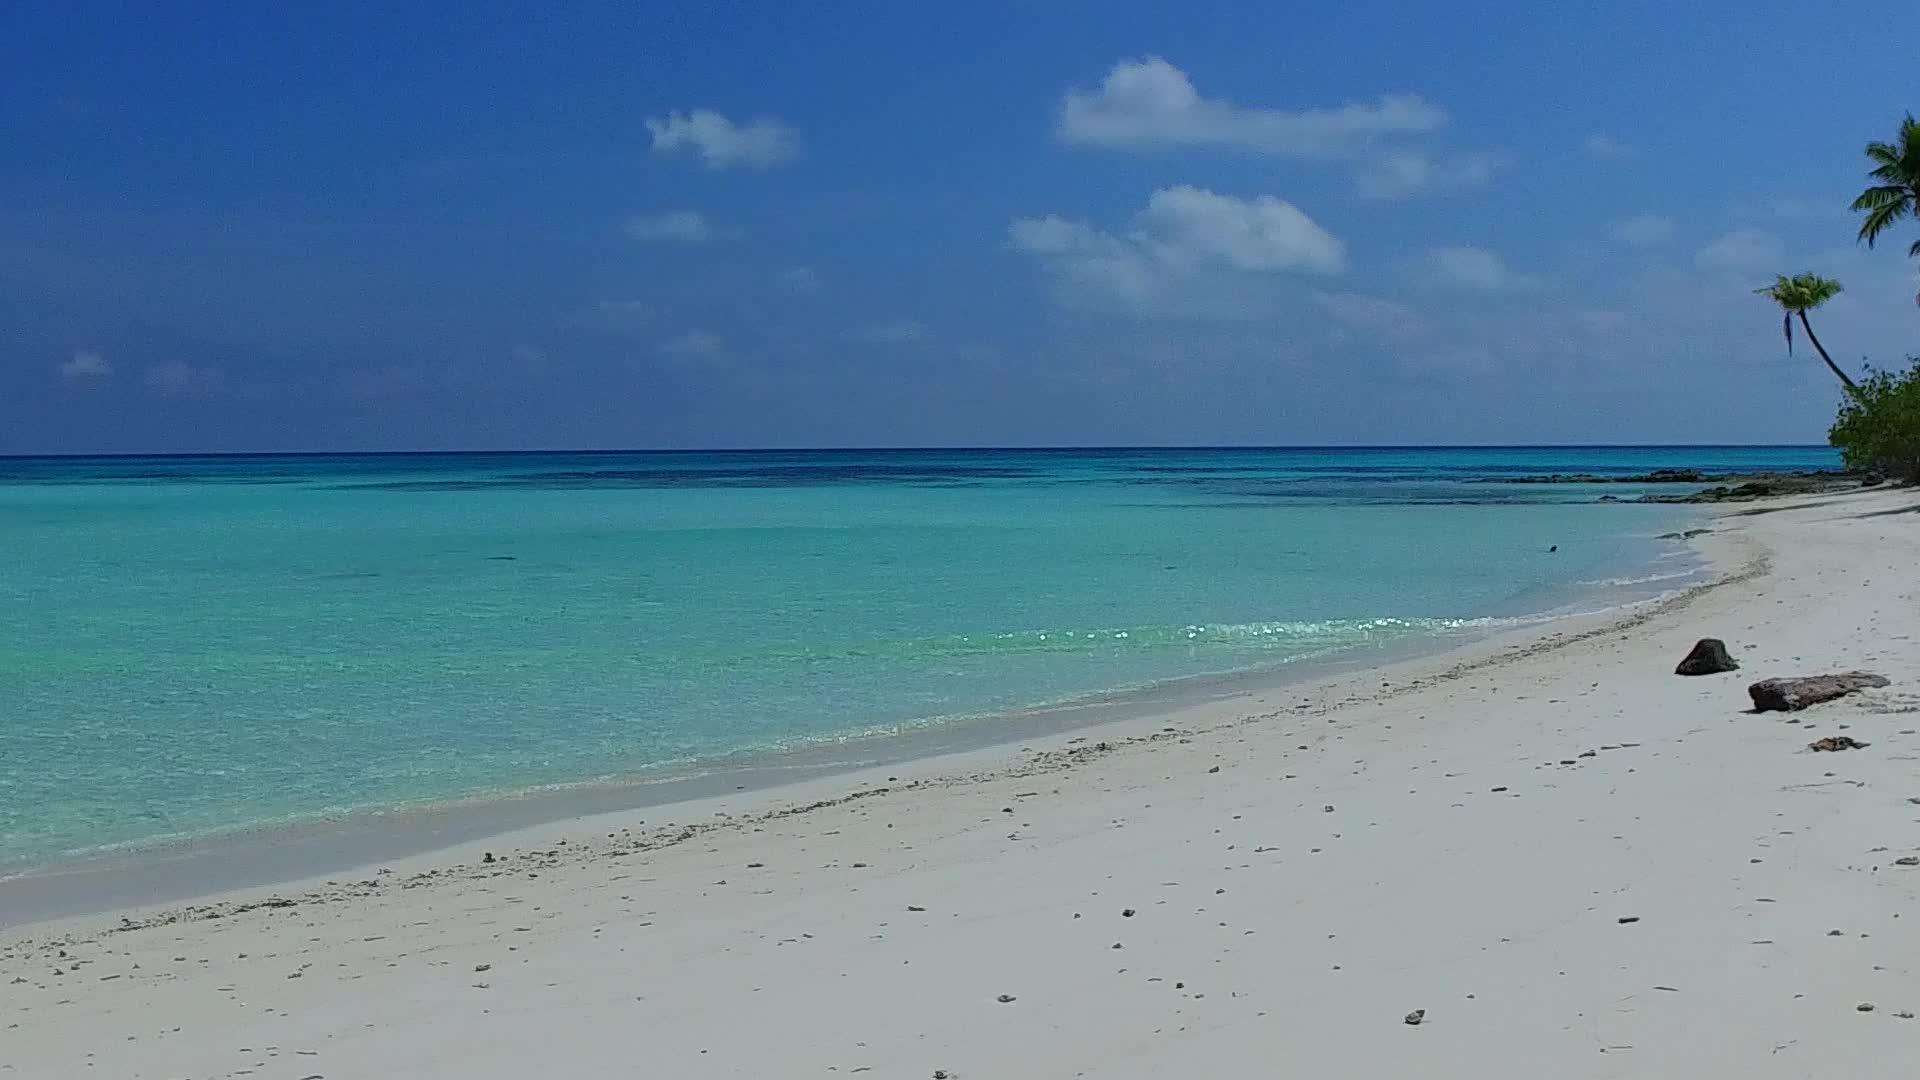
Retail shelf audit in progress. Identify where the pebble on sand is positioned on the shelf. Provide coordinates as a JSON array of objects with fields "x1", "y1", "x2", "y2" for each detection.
[
  {"x1": 1809, "y1": 736, "x2": 1868, "y2": 752},
  {"x1": 1403, "y1": 1009, "x2": 1426, "y2": 1026}
]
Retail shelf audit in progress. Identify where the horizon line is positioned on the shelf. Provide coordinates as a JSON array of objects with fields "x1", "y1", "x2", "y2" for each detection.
[{"x1": 0, "y1": 443, "x2": 1839, "y2": 462}]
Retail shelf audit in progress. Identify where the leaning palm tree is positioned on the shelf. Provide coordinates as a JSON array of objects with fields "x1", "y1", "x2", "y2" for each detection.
[
  {"x1": 1754, "y1": 273, "x2": 1859, "y2": 393},
  {"x1": 1851, "y1": 113, "x2": 1920, "y2": 258}
]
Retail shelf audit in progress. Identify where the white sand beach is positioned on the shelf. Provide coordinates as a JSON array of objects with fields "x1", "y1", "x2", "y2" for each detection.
[{"x1": 4, "y1": 488, "x2": 1918, "y2": 1078}]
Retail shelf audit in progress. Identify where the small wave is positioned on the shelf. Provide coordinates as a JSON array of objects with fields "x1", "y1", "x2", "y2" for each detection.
[{"x1": 1571, "y1": 568, "x2": 1708, "y2": 589}]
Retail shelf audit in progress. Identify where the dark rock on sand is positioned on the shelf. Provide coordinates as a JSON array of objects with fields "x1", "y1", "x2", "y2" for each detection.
[
  {"x1": 1403, "y1": 1008, "x2": 1426, "y2": 1026},
  {"x1": 1675, "y1": 638, "x2": 1739, "y2": 676},
  {"x1": 1750, "y1": 672, "x2": 1890, "y2": 711}
]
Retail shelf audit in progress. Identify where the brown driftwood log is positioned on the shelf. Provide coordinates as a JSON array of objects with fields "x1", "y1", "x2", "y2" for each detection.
[{"x1": 1748, "y1": 672, "x2": 1890, "y2": 712}]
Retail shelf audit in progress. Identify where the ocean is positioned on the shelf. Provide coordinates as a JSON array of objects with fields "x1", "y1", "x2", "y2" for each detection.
[{"x1": 0, "y1": 446, "x2": 1838, "y2": 872}]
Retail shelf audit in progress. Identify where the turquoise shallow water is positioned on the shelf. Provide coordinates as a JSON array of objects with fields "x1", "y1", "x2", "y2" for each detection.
[{"x1": 0, "y1": 446, "x2": 1838, "y2": 868}]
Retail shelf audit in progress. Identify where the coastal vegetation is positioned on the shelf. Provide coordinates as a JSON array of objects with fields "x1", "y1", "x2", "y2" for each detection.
[
  {"x1": 1828, "y1": 357, "x2": 1920, "y2": 482},
  {"x1": 1758, "y1": 112, "x2": 1920, "y2": 482}
]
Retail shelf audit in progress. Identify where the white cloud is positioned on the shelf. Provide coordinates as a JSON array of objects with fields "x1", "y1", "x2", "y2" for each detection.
[
  {"x1": 1011, "y1": 185, "x2": 1347, "y2": 316},
  {"x1": 1308, "y1": 291, "x2": 1426, "y2": 339},
  {"x1": 778, "y1": 266, "x2": 824, "y2": 294},
  {"x1": 646, "y1": 110, "x2": 799, "y2": 170},
  {"x1": 1584, "y1": 134, "x2": 1636, "y2": 159},
  {"x1": 1695, "y1": 227, "x2": 1784, "y2": 271},
  {"x1": 624, "y1": 210, "x2": 710, "y2": 243},
  {"x1": 847, "y1": 320, "x2": 931, "y2": 344},
  {"x1": 1354, "y1": 151, "x2": 1503, "y2": 200},
  {"x1": 1057, "y1": 57, "x2": 1445, "y2": 158},
  {"x1": 1610, "y1": 214, "x2": 1674, "y2": 247},
  {"x1": 144, "y1": 361, "x2": 220, "y2": 395},
  {"x1": 57, "y1": 349, "x2": 111, "y2": 382},
  {"x1": 656, "y1": 330, "x2": 722, "y2": 358},
  {"x1": 1417, "y1": 246, "x2": 1542, "y2": 292}
]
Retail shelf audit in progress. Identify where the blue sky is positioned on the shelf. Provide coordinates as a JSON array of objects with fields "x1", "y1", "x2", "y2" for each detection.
[{"x1": 4, "y1": 0, "x2": 1916, "y2": 452}]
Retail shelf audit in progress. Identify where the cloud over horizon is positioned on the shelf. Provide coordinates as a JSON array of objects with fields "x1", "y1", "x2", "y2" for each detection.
[
  {"x1": 1354, "y1": 151, "x2": 1504, "y2": 200},
  {"x1": 647, "y1": 110, "x2": 800, "y2": 170},
  {"x1": 1057, "y1": 58, "x2": 1445, "y2": 159},
  {"x1": 624, "y1": 210, "x2": 712, "y2": 243},
  {"x1": 1011, "y1": 185, "x2": 1347, "y2": 316},
  {"x1": 57, "y1": 350, "x2": 112, "y2": 383}
]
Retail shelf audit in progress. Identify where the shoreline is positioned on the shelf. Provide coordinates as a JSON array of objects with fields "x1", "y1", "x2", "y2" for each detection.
[
  {"x1": 0, "y1": 524, "x2": 1710, "y2": 927},
  {"x1": 3, "y1": 486, "x2": 1915, "y2": 1078}
]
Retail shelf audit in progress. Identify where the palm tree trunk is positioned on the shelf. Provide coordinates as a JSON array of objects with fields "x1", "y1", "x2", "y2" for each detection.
[{"x1": 1796, "y1": 310, "x2": 1860, "y2": 393}]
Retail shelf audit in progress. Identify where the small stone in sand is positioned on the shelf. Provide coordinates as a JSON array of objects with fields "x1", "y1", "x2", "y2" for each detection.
[
  {"x1": 474, "y1": 963, "x2": 491, "y2": 972},
  {"x1": 1617, "y1": 916, "x2": 1641, "y2": 924},
  {"x1": 1858, "y1": 1002, "x2": 1875, "y2": 1012},
  {"x1": 934, "y1": 1071, "x2": 949, "y2": 1079},
  {"x1": 1122, "y1": 908, "x2": 1136, "y2": 918},
  {"x1": 907, "y1": 905, "x2": 927, "y2": 912},
  {"x1": 1208, "y1": 765, "x2": 1220, "y2": 773},
  {"x1": 1323, "y1": 804, "x2": 1335, "y2": 813},
  {"x1": 1810, "y1": 736, "x2": 1868, "y2": 752},
  {"x1": 482, "y1": 853, "x2": 495, "y2": 864},
  {"x1": 1404, "y1": 1008, "x2": 1426, "y2": 1026},
  {"x1": 996, "y1": 994, "x2": 1016, "y2": 1003},
  {"x1": 1895, "y1": 857, "x2": 1920, "y2": 867}
]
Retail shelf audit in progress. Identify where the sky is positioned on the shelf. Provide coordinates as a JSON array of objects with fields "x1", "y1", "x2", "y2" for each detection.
[{"x1": 4, "y1": 0, "x2": 1917, "y2": 453}]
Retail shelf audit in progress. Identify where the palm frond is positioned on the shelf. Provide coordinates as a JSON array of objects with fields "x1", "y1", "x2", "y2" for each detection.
[
  {"x1": 1756, "y1": 273, "x2": 1841, "y2": 316},
  {"x1": 1865, "y1": 141, "x2": 1902, "y2": 168},
  {"x1": 1851, "y1": 185, "x2": 1909, "y2": 211},
  {"x1": 1858, "y1": 201, "x2": 1914, "y2": 246}
]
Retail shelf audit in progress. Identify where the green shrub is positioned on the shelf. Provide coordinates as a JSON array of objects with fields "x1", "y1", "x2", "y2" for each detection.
[{"x1": 1829, "y1": 356, "x2": 1920, "y2": 483}]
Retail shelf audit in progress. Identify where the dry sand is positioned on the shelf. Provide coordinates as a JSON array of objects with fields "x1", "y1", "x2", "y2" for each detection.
[{"x1": 4, "y1": 488, "x2": 1918, "y2": 1078}]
